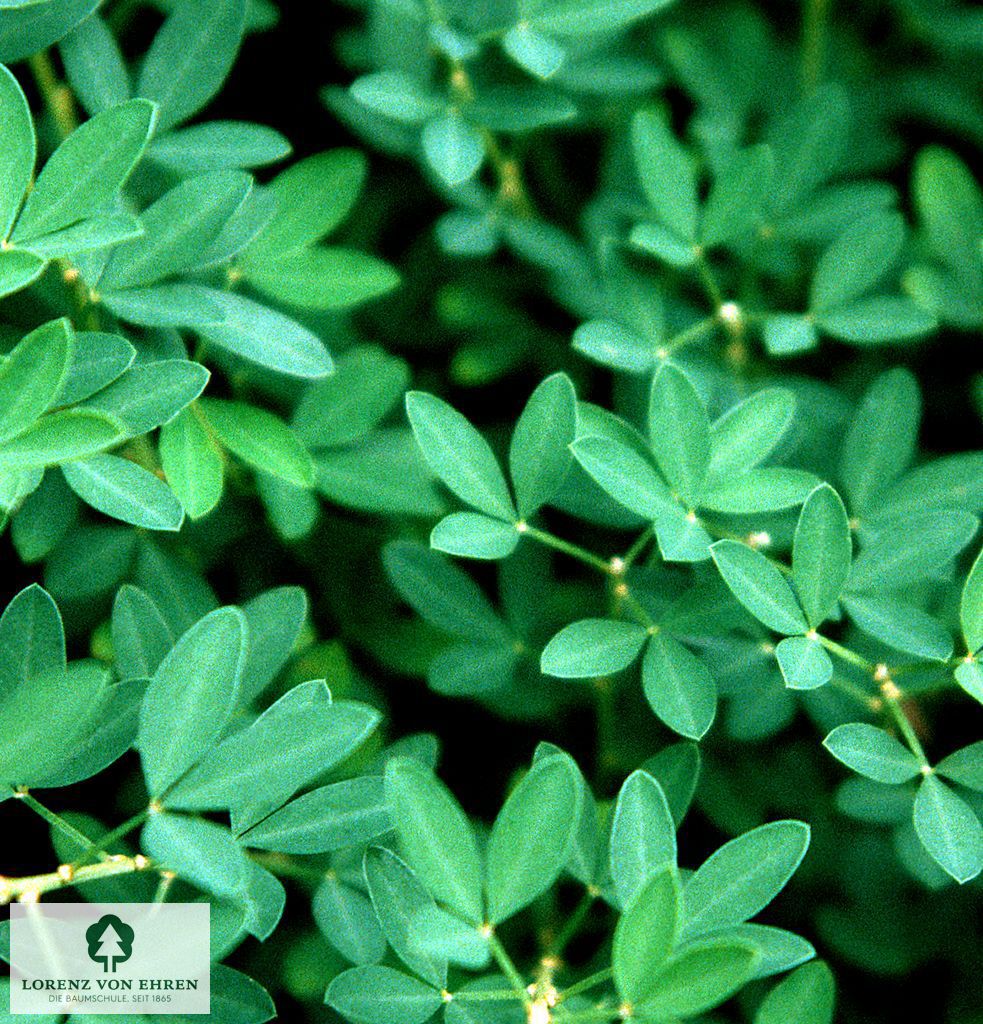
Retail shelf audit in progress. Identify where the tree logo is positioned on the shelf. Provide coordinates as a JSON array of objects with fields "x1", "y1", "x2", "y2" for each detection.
[{"x1": 85, "y1": 914, "x2": 134, "y2": 973}]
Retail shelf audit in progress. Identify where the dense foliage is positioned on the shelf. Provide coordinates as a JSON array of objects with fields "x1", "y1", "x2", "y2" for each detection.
[{"x1": 0, "y1": 1, "x2": 981, "y2": 1023}]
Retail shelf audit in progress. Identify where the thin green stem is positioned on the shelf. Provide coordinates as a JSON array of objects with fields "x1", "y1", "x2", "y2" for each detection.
[
  {"x1": 0, "y1": 855, "x2": 153, "y2": 905},
  {"x1": 15, "y1": 792, "x2": 113, "y2": 864},
  {"x1": 28, "y1": 51, "x2": 78, "y2": 139},
  {"x1": 559, "y1": 967, "x2": 613, "y2": 1002},
  {"x1": 694, "y1": 252, "x2": 724, "y2": 308},
  {"x1": 551, "y1": 889, "x2": 598, "y2": 956},
  {"x1": 556, "y1": 1005, "x2": 618, "y2": 1023},
  {"x1": 72, "y1": 807, "x2": 152, "y2": 868},
  {"x1": 829, "y1": 674, "x2": 877, "y2": 708},
  {"x1": 522, "y1": 525, "x2": 613, "y2": 576},
  {"x1": 817, "y1": 634, "x2": 875, "y2": 672},
  {"x1": 621, "y1": 526, "x2": 654, "y2": 570},
  {"x1": 487, "y1": 933, "x2": 531, "y2": 1006},
  {"x1": 248, "y1": 851, "x2": 330, "y2": 885},
  {"x1": 451, "y1": 989, "x2": 524, "y2": 1003},
  {"x1": 882, "y1": 691, "x2": 930, "y2": 767},
  {"x1": 802, "y1": 0, "x2": 832, "y2": 92},
  {"x1": 663, "y1": 315, "x2": 718, "y2": 354}
]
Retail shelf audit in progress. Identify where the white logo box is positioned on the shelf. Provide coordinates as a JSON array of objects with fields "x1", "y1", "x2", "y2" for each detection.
[{"x1": 9, "y1": 903, "x2": 210, "y2": 1015}]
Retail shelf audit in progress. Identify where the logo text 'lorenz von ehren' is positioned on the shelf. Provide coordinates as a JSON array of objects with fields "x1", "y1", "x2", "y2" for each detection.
[
  {"x1": 85, "y1": 914, "x2": 134, "y2": 973},
  {"x1": 9, "y1": 903, "x2": 210, "y2": 1015}
]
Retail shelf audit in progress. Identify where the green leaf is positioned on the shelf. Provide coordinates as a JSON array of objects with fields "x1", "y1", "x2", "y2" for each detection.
[
  {"x1": 809, "y1": 211, "x2": 905, "y2": 312},
  {"x1": 200, "y1": 398, "x2": 314, "y2": 489},
  {"x1": 0, "y1": 319, "x2": 74, "y2": 443},
  {"x1": 238, "y1": 777, "x2": 389, "y2": 853},
  {"x1": 56, "y1": 332, "x2": 132, "y2": 404},
  {"x1": 955, "y1": 659, "x2": 983, "y2": 704},
  {"x1": 509, "y1": 372, "x2": 577, "y2": 518},
  {"x1": 648, "y1": 364, "x2": 710, "y2": 504},
  {"x1": 847, "y1": 510, "x2": 977, "y2": 592},
  {"x1": 293, "y1": 344, "x2": 408, "y2": 449},
  {"x1": 520, "y1": 0, "x2": 674, "y2": 36},
  {"x1": 248, "y1": 149, "x2": 366, "y2": 256},
  {"x1": 710, "y1": 540, "x2": 808, "y2": 635},
  {"x1": 24, "y1": 212, "x2": 142, "y2": 259},
  {"x1": 631, "y1": 108, "x2": 698, "y2": 242},
  {"x1": 99, "y1": 170, "x2": 252, "y2": 289},
  {"x1": 210, "y1": 965, "x2": 275, "y2": 1024},
  {"x1": 572, "y1": 319, "x2": 654, "y2": 374},
  {"x1": 707, "y1": 388, "x2": 795, "y2": 482},
  {"x1": 961, "y1": 546, "x2": 983, "y2": 654},
  {"x1": 406, "y1": 391, "x2": 515, "y2": 520},
  {"x1": 631, "y1": 221, "x2": 698, "y2": 266},
  {"x1": 721, "y1": 924, "x2": 816, "y2": 981},
  {"x1": 137, "y1": 606, "x2": 247, "y2": 796},
  {"x1": 431, "y1": 512, "x2": 520, "y2": 560},
  {"x1": 0, "y1": 661, "x2": 111, "y2": 787},
  {"x1": 350, "y1": 72, "x2": 442, "y2": 124},
  {"x1": 148, "y1": 120, "x2": 291, "y2": 174},
  {"x1": 841, "y1": 594, "x2": 953, "y2": 662},
  {"x1": 326, "y1": 966, "x2": 441, "y2": 1024},
  {"x1": 422, "y1": 111, "x2": 485, "y2": 188},
  {"x1": 571, "y1": 436, "x2": 679, "y2": 521},
  {"x1": 111, "y1": 584, "x2": 173, "y2": 681},
  {"x1": 384, "y1": 540, "x2": 508, "y2": 642},
  {"x1": 502, "y1": 23, "x2": 565, "y2": 79},
  {"x1": 59, "y1": 14, "x2": 132, "y2": 116},
  {"x1": 936, "y1": 742, "x2": 983, "y2": 792},
  {"x1": 137, "y1": 0, "x2": 246, "y2": 132},
  {"x1": 635, "y1": 939, "x2": 759, "y2": 1019},
  {"x1": 682, "y1": 821, "x2": 811, "y2": 936},
  {"x1": 409, "y1": 905, "x2": 491, "y2": 969},
  {"x1": 83, "y1": 359, "x2": 208, "y2": 435},
  {"x1": 314, "y1": 875, "x2": 386, "y2": 966},
  {"x1": 0, "y1": 583, "x2": 65, "y2": 694},
  {"x1": 762, "y1": 314, "x2": 819, "y2": 356},
  {"x1": 244, "y1": 244, "x2": 398, "y2": 311},
  {"x1": 613, "y1": 867, "x2": 681, "y2": 1004},
  {"x1": 364, "y1": 846, "x2": 448, "y2": 988},
  {"x1": 823, "y1": 723, "x2": 922, "y2": 784},
  {"x1": 792, "y1": 483, "x2": 851, "y2": 627},
  {"x1": 541, "y1": 618, "x2": 649, "y2": 678},
  {"x1": 701, "y1": 145, "x2": 774, "y2": 248},
  {"x1": 642, "y1": 742, "x2": 701, "y2": 826},
  {"x1": 168, "y1": 681, "x2": 380, "y2": 821},
  {"x1": 0, "y1": 248, "x2": 46, "y2": 299},
  {"x1": 816, "y1": 296, "x2": 936, "y2": 344},
  {"x1": 0, "y1": 63, "x2": 33, "y2": 239},
  {"x1": 10, "y1": 470, "x2": 77, "y2": 563},
  {"x1": 12, "y1": 99, "x2": 156, "y2": 241},
  {"x1": 100, "y1": 281, "x2": 225, "y2": 328},
  {"x1": 913, "y1": 774, "x2": 983, "y2": 883},
  {"x1": 384, "y1": 757, "x2": 484, "y2": 924},
  {"x1": 486, "y1": 752, "x2": 580, "y2": 923},
  {"x1": 62, "y1": 453, "x2": 183, "y2": 531},
  {"x1": 0, "y1": 409, "x2": 123, "y2": 471},
  {"x1": 700, "y1": 467, "x2": 818, "y2": 514},
  {"x1": 159, "y1": 406, "x2": 224, "y2": 519},
  {"x1": 913, "y1": 147, "x2": 983, "y2": 293},
  {"x1": 316, "y1": 429, "x2": 444, "y2": 517},
  {"x1": 754, "y1": 962, "x2": 835, "y2": 1024},
  {"x1": 641, "y1": 633, "x2": 716, "y2": 740},
  {"x1": 610, "y1": 770, "x2": 677, "y2": 908},
  {"x1": 141, "y1": 812, "x2": 249, "y2": 903},
  {"x1": 775, "y1": 635, "x2": 833, "y2": 690},
  {"x1": 0, "y1": 0, "x2": 101, "y2": 65},
  {"x1": 193, "y1": 289, "x2": 333, "y2": 379}
]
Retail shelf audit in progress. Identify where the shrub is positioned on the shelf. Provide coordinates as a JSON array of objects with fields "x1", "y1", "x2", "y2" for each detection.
[{"x1": 0, "y1": 1, "x2": 981, "y2": 1023}]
